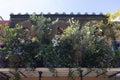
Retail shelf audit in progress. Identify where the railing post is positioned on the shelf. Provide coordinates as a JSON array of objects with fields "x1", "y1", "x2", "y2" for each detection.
[
  {"x1": 38, "y1": 71, "x2": 43, "y2": 80},
  {"x1": 80, "y1": 70, "x2": 83, "y2": 80}
]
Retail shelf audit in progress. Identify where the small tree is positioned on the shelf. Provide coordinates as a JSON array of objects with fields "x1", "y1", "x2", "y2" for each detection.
[
  {"x1": 54, "y1": 18, "x2": 114, "y2": 68},
  {"x1": 0, "y1": 14, "x2": 59, "y2": 68}
]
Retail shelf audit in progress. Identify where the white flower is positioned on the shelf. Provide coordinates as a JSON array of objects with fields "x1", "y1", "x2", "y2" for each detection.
[
  {"x1": 18, "y1": 38, "x2": 25, "y2": 43},
  {"x1": 99, "y1": 28, "x2": 102, "y2": 32},
  {"x1": 21, "y1": 39, "x2": 25, "y2": 43},
  {"x1": 54, "y1": 35, "x2": 60, "y2": 39},
  {"x1": 52, "y1": 35, "x2": 60, "y2": 47},
  {"x1": 87, "y1": 31, "x2": 90, "y2": 35}
]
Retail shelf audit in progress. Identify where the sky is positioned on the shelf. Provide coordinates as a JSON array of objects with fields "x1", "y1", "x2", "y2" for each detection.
[{"x1": 0, "y1": 0, "x2": 120, "y2": 20}]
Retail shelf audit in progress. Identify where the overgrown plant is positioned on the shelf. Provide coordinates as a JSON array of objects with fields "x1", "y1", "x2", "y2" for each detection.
[
  {"x1": 56, "y1": 19, "x2": 114, "y2": 68},
  {"x1": 0, "y1": 14, "x2": 116, "y2": 79}
]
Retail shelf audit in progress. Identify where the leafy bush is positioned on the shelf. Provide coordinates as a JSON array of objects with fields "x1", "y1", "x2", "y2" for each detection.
[
  {"x1": 54, "y1": 19, "x2": 114, "y2": 68},
  {"x1": 0, "y1": 15, "x2": 114, "y2": 69}
]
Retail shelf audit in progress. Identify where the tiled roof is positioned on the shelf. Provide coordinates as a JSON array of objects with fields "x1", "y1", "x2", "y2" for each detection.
[
  {"x1": 10, "y1": 12, "x2": 104, "y2": 15},
  {"x1": 9, "y1": 12, "x2": 107, "y2": 27}
]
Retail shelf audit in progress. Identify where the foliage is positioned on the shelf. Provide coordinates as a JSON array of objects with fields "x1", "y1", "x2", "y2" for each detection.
[
  {"x1": 0, "y1": 15, "x2": 57, "y2": 69},
  {"x1": 114, "y1": 50, "x2": 120, "y2": 59},
  {"x1": 68, "y1": 68, "x2": 75, "y2": 80},
  {"x1": 80, "y1": 22, "x2": 113, "y2": 68},
  {"x1": 0, "y1": 25, "x2": 31, "y2": 68},
  {"x1": 106, "y1": 9, "x2": 120, "y2": 21},
  {"x1": 0, "y1": 15, "x2": 115, "y2": 69},
  {"x1": 11, "y1": 71, "x2": 21, "y2": 80},
  {"x1": 48, "y1": 67, "x2": 58, "y2": 77},
  {"x1": 55, "y1": 19, "x2": 114, "y2": 68},
  {"x1": 106, "y1": 10, "x2": 120, "y2": 32},
  {"x1": 105, "y1": 10, "x2": 120, "y2": 66},
  {"x1": 0, "y1": 14, "x2": 117, "y2": 79}
]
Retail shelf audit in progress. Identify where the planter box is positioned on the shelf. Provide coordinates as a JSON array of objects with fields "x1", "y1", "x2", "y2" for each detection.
[{"x1": 1, "y1": 68, "x2": 120, "y2": 80}]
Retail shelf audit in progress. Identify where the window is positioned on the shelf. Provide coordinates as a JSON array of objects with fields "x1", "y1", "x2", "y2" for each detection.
[{"x1": 112, "y1": 40, "x2": 120, "y2": 51}]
